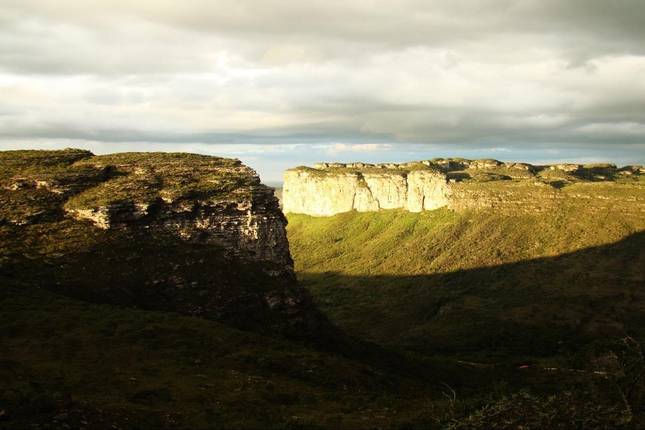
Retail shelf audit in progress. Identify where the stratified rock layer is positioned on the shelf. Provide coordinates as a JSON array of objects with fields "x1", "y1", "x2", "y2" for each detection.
[
  {"x1": 283, "y1": 159, "x2": 645, "y2": 216},
  {"x1": 283, "y1": 167, "x2": 450, "y2": 216},
  {"x1": 64, "y1": 153, "x2": 293, "y2": 268},
  {"x1": 0, "y1": 149, "x2": 318, "y2": 335}
]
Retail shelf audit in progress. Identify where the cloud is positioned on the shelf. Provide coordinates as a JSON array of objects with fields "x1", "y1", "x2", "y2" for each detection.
[
  {"x1": 0, "y1": 0, "x2": 643, "y2": 168},
  {"x1": 324, "y1": 143, "x2": 393, "y2": 155}
]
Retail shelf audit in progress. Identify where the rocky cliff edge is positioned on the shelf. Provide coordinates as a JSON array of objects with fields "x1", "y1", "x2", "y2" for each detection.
[{"x1": 0, "y1": 149, "x2": 320, "y2": 335}]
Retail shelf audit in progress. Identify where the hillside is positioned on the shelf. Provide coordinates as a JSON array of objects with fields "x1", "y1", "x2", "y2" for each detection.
[
  {"x1": 2, "y1": 284, "x2": 447, "y2": 429},
  {"x1": 1, "y1": 150, "x2": 446, "y2": 428},
  {"x1": 287, "y1": 194, "x2": 645, "y2": 426},
  {"x1": 3, "y1": 281, "x2": 639, "y2": 429},
  {"x1": 287, "y1": 166, "x2": 645, "y2": 364},
  {"x1": 288, "y1": 204, "x2": 645, "y2": 360}
]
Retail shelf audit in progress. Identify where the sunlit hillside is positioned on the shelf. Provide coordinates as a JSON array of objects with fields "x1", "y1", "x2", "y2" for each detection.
[{"x1": 288, "y1": 197, "x2": 645, "y2": 361}]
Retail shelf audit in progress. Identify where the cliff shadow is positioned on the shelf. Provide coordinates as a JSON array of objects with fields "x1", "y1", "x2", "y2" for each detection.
[
  {"x1": 0, "y1": 224, "x2": 432, "y2": 381},
  {"x1": 298, "y1": 231, "x2": 645, "y2": 362}
]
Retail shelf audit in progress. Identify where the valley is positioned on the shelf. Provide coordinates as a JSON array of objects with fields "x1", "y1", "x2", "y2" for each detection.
[{"x1": 1, "y1": 150, "x2": 644, "y2": 429}]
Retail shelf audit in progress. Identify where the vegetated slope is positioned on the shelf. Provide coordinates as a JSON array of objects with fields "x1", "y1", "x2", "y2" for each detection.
[
  {"x1": 288, "y1": 198, "x2": 645, "y2": 427},
  {"x1": 5, "y1": 284, "x2": 637, "y2": 430},
  {"x1": 1, "y1": 284, "x2": 448, "y2": 429},
  {"x1": 288, "y1": 197, "x2": 645, "y2": 362},
  {"x1": 0, "y1": 149, "x2": 476, "y2": 429},
  {"x1": 0, "y1": 150, "x2": 444, "y2": 428}
]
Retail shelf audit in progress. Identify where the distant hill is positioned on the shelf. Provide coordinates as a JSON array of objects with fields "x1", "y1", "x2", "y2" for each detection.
[{"x1": 283, "y1": 158, "x2": 644, "y2": 216}]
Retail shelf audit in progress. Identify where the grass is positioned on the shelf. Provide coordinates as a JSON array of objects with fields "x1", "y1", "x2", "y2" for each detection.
[
  {"x1": 0, "y1": 284, "x2": 439, "y2": 429},
  {"x1": 289, "y1": 201, "x2": 643, "y2": 276},
  {"x1": 0, "y1": 150, "x2": 264, "y2": 218},
  {"x1": 66, "y1": 152, "x2": 259, "y2": 209},
  {"x1": 285, "y1": 194, "x2": 645, "y2": 427},
  {"x1": 2, "y1": 282, "x2": 638, "y2": 429},
  {"x1": 0, "y1": 149, "x2": 92, "y2": 180},
  {"x1": 287, "y1": 196, "x2": 645, "y2": 361}
]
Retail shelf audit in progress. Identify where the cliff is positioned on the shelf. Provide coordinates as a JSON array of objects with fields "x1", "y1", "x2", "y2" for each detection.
[
  {"x1": 283, "y1": 159, "x2": 645, "y2": 216},
  {"x1": 0, "y1": 149, "x2": 317, "y2": 334}
]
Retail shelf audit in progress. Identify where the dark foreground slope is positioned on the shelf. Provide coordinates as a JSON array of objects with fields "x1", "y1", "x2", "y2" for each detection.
[
  {"x1": 1, "y1": 285, "x2": 439, "y2": 429},
  {"x1": 2, "y1": 282, "x2": 640, "y2": 429},
  {"x1": 0, "y1": 150, "x2": 443, "y2": 429},
  {"x1": 0, "y1": 150, "x2": 435, "y2": 428}
]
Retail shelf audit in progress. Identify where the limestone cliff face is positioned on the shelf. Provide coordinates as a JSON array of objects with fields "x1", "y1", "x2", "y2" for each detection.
[
  {"x1": 0, "y1": 149, "x2": 318, "y2": 335},
  {"x1": 63, "y1": 154, "x2": 293, "y2": 269},
  {"x1": 407, "y1": 170, "x2": 451, "y2": 211},
  {"x1": 283, "y1": 167, "x2": 450, "y2": 216},
  {"x1": 283, "y1": 159, "x2": 644, "y2": 216}
]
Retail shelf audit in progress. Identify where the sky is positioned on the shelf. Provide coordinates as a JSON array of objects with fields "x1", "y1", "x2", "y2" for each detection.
[{"x1": 1, "y1": 0, "x2": 644, "y2": 182}]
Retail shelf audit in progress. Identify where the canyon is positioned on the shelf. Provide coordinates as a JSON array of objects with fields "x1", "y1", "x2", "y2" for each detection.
[{"x1": 3, "y1": 149, "x2": 645, "y2": 429}]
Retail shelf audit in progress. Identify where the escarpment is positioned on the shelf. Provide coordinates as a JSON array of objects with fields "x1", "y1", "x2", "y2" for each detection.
[
  {"x1": 283, "y1": 167, "x2": 450, "y2": 216},
  {"x1": 283, "y1": 159, "x2": 645, "y2": 216},
  {"x1": 0, "y1": 149, "x2": 318, "y2": 335}
]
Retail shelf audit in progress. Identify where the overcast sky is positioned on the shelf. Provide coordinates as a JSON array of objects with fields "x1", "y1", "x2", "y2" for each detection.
[{"x1": 1, "y1": 0, "x2": 644, "y2": 181}]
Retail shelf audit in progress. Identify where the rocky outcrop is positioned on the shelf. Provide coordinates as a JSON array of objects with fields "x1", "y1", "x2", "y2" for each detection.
[
  {"x1": 283, "y1": 159, "x2": 645, "y2": 216},
  {"x1": 62, "y1": 154, "x2": 293, "y2": 268},
  {"x1": 283, "y1": 166, "x2": 451, "y2": 216},
  {"x1": 407, "y1": 170, "x2": 451, "y2": 211},
  {"x1": 0, "y1": 149, "x2": 318, "y2": 336}
]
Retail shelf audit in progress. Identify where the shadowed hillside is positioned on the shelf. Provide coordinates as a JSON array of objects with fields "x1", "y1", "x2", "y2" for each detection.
[
  {"x1": 287, "y1": 208, "x2": 645, "y2": 427},
  {"x1": 0, "y1": 149, "x2": 322, "y2": 337},
  {"x1": 297, "y1": 232, "x2": 645, "y2": 360},
  {"x1": 288, "y1": 207, "x2": 645, "y2": 362},
  {"x1": 2, "y1": 276, "x2": 642, "y2": 429}
]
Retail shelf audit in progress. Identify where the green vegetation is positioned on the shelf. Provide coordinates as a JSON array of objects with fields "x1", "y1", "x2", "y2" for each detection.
[
  {"x1": 287, "y1": 191, "x2": 645, "y2": 426},
  {"x1": 66, "y1": 152, "x2": 258, "y2": 209},
  {"x1": 289, "y1": 202, "x2": 644, "y2": 281},
  {"x1": 3, "y1": 281, "x2": 639, "y2": 429},
  {"x1": 0, "y1": 149, "x2": 92, "y2": 180},
  {"x1": 0, "y1": 150, "x2": 262, "y2": 221},
  {"x1": 1, "y1": 285, "x2": 438, "y2": 429},
  {"x1": 64, "y1": 174, "x2": 162, "y2": 209}
]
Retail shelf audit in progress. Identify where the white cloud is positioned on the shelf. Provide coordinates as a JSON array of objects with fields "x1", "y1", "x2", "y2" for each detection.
[
  {"x1": 324, "y1": 143, "x2": 393, "y2": 155},
  {"x1": 0, "y1": 0, "x2": 643, "y2": 165}
]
